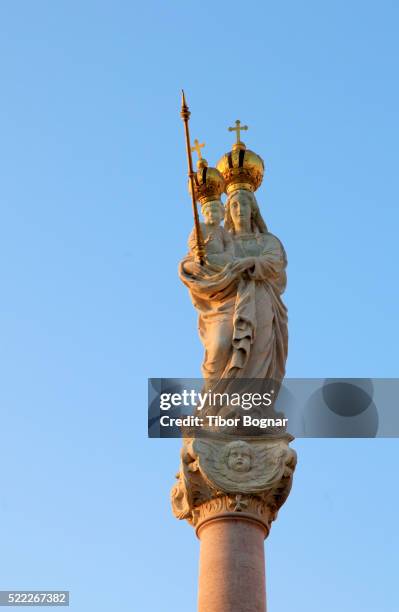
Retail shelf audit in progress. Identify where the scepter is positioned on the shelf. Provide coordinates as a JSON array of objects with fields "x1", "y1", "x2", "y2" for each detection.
[{"x1": 180, "y1": 90, "x2": 206, "y2": 265}]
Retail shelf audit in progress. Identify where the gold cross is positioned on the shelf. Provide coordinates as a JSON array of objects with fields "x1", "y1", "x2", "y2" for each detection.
[
  {"x1": 228, "y1": 119, "x2": 248, "y2": 144},
  {"x1": 191, "y1": 138, "x2": 205, "y2": 160}
]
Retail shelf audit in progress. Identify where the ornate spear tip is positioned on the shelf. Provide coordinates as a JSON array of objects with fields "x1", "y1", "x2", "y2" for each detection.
[{"x1": 180, "y1": 89, "x2": 190, "y2": 121}]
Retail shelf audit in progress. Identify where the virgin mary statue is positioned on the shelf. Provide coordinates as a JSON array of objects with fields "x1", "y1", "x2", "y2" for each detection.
[{"x1": 179, "y1": 132, "x2": 288, "y2": 406}]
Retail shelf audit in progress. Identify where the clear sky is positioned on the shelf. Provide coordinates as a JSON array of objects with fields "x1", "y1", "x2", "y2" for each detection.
[{"x1": 0, "y1": 1, "x2": 398, "y2": 611}]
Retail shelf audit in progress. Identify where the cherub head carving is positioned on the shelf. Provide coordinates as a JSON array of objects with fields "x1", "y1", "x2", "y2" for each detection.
[
  {"x1": 192, "y1": 438, "x2": 294, "y2": 492},
  {"x1": 223, "y1": 440, "x2": 253, "y2": 473}
]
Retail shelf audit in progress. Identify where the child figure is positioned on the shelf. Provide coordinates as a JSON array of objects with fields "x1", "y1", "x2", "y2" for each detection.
[{"x1": 188, "y1": 199, "x2": 234, "y2": 271}]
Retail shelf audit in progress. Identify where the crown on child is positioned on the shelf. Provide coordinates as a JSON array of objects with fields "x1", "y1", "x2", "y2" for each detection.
[{"x1": 189, "y1": 139, "x2": 225, "y2": 205}]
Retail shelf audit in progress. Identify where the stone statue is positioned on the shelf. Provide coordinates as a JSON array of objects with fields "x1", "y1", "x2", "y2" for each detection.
[{"x1": 179, "y1": 129, "x2": 288, "y2": 392}]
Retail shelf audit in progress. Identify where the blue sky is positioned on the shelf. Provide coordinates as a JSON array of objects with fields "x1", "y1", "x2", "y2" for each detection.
[{"x1": 0, "y1": 1, "x2": 398, "y2": 610}]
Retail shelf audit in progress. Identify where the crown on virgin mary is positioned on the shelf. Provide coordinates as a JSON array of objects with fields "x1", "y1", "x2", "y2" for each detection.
[{"x1": 216, "y1": 120, "x2": 264, "y2": 194}]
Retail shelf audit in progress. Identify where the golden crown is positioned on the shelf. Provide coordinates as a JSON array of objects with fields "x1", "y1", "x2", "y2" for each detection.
[
  {"x1": 189, "y1": 139, "x2": 225, "y2": 205},
  {"x1": 216, "y1": 120, "x2": 264, "y2": 194}
]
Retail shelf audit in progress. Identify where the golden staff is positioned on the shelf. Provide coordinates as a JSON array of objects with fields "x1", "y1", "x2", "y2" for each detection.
[{"x1": 180, "y1": 90, "x2": 205, "y2": 265}]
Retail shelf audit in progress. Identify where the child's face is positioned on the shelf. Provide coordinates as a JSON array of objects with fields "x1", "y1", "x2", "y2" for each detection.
[
  {"x1": 202, "y1": 201, "x2": 223, "y2": 225},
  {"x1": 227, "y1": 443, "x2": 252, "y2": 472}
]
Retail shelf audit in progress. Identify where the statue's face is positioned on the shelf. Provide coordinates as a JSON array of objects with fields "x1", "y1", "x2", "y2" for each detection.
[
  {"x1": 227, "y1": 443, "x2": 252, "y2": 472},
  {"x1": 229, "y1": 191, "x2": 252, "y2": 229},
  {"x1": 202, "y1": 201, "x2": 223, "y2": 225}
]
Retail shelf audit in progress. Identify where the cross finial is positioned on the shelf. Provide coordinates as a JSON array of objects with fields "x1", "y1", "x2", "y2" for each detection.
[
  {"x1": 191, "y1": 138, "x2": 205, "y2": 160},
  {"x1": 228, "y1": 119, "x2": 248, "y2": 144}
]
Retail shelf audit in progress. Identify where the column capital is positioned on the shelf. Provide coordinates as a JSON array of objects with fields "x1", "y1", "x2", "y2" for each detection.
[{"x1": 171, "y1": 435, "x2": 296, "y2": 537}]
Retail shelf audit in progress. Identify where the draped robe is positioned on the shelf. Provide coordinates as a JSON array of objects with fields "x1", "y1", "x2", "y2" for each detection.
[{"x1": 179, "y1": 231, "x2": 288, "y2": 402}]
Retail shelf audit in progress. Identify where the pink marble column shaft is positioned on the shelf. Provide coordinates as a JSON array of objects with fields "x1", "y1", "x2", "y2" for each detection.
[{"x1": 197, "y1": 516, "x2": 267, "y2": 612}]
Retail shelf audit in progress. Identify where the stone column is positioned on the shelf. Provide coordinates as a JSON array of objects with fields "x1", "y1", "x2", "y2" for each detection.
[
  {"x1": 171, "y1": 435, "x2": 296, "y2": 612},
  {"x1": 198, "y1": 513, "x2": 268, "y2": 612}
]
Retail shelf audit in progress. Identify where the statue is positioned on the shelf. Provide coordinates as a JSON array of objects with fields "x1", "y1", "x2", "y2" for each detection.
[{"x1": 179, "y1": 119, "x2": 288, "y2": 393}]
